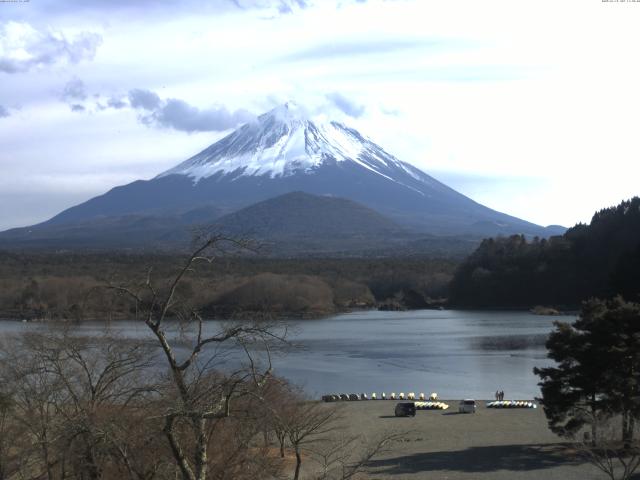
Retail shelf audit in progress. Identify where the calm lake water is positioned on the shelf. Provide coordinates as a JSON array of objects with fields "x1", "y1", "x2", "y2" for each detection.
[{"x1": 0, "y1": 310, "x2": 569, "y2": 399}]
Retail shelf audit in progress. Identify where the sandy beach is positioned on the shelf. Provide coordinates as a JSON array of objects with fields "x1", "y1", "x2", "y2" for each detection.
[{"x1": 309, "y1": 400, "x2": 610, "y2": 480}]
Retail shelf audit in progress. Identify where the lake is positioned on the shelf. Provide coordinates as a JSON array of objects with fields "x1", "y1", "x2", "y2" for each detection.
[{"x1": 0, "y1": 309, "x2": 568, "y2": 400}]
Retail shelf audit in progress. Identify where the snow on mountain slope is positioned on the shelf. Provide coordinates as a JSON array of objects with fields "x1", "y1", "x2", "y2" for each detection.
[
  {"x1": 10, "y1": 102, "x2": 559, "y2": 241},
  {"x1": 158, "y1": 102, "x2": 437, "y2": 195}
]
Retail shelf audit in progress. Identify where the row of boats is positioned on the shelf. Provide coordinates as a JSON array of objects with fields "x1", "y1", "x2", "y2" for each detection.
[
  {"x1": 321, "y1": 394, "x2": 537, "y2": 409},
  {"x1": 486, "y1": 400, "x2": 537, "y2": 409},
  {"x1": 414, "y1": 401, "x2": 450, "y2": 410},
  {"x1": 322, "y1": 392, "x2": 438, "y2": 402}
]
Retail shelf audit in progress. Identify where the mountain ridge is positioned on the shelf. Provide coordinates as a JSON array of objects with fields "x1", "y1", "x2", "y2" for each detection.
[
  {"x1": 213, "y1": 191, "x2": 404, "y2": 238},
  {"x1": 0, "y1": 192, "x2": 481, "y2": 257},
  {"x1": 0, "y1": 103, "x2": 565, "y2": 251}
]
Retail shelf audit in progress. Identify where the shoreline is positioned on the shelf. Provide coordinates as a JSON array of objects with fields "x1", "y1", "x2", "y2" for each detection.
[{"x1": 0, "y1": 305, "x2": 577, "y2": 323}]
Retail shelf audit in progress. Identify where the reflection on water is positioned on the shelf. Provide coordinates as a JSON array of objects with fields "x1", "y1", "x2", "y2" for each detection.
[
  {"x1": 472, "y1": 334, "x2": 548, "y2": 351},
  {"x1": 0, "y1": 309, "x2": 572, "y2": 399}
]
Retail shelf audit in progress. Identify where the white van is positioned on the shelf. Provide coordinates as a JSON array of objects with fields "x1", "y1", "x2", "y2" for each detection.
[{"x1": 458, "y1": 399, "x2": 476, "y2": 413}]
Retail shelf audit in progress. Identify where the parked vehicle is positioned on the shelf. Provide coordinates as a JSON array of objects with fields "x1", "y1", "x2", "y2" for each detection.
[
  {"x1": 394, "y1": 402, "x2": 416, "y2": 417},
  {"x1": 458, "y1": 399, "x2": 476, "y2": 413}
]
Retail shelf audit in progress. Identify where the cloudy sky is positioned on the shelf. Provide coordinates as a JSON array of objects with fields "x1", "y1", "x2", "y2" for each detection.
[{"x1": 1, "y1": 0, "x2": 639, "y2": 231}]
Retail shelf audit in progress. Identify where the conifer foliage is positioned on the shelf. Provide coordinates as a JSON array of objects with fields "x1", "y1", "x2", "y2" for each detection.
[
  {"x1": 451, "y1": 197, "x2": 640, "y2": 308},
  {"x1": 535, "y1": 297, "x2": 640, "y2": 445}
]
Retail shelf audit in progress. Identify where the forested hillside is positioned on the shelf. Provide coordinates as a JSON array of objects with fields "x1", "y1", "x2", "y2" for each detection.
[
  {"x1": 0, "y1": 253, "x2": 455, "y2": 320},
  {"x1": 449, "y1": 197, "x2": 640, "y2": 308}
]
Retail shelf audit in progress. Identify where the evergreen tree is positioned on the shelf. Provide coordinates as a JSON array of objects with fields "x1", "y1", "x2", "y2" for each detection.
[
  {"x1": 450, "y1": 196, "x2": 640, "y2": 307},
  {"x1": 534, "y1": 300, "x2": 610, "y2": 442},
  {"x1": 535, "y1": 298, "x2": 640, "y2": 445},
  {"x1": 590, "y1": 297, "x2": 640, "y2": 446}
]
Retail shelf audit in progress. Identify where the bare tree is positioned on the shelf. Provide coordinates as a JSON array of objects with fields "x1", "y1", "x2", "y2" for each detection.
[
  {"x1": 44, "y1": 334, "x2": 156, "y2": 480},
  {"x1": 106, "y1": 234, "x2": 288, "y2": 480},
  {"x1": 310, "y1": 431, "x2": 406, "y2": 480},
  {"x1": 0, "y1": 330, "x2": 159, "y2": 480},
  {"x1": 0, "y1": 235, "x2": 291, "y2": 480},
  {"x1": 0, "y1": 334, "x2": 67, "y2": 480},
  {"x1": 264, "y1": 386, "x2": 406, "y2": 480},
  {"x1": 259, "y1": 378, "x2": 293, "y2": 459},
  {"x1": 577, "y1": 415, "x2": 640, "y2": 480},
  {"x1": 283, "y1": 401, "x2": 342, "y2": 480},
  {"x1": 105, "y1": 405, "x2": 173, "y2": 480},
  {"x1": 0, "y1": 389, "x2": 22, "y2": 480},
  {"x1": 257, "y1": 376, "x2": 406, "y2": 480}
]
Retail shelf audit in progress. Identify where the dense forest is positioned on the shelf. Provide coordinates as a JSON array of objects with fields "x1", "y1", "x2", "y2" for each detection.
[
  {"x1": 449, "y1": 197, "x2": 640, "y2": 308},
  {"x1": 4, "y1": 197, "x2": 639, "y2": 319},
  {"x1": 0, "y1": 253, "x2": 456, "y2": 320}
]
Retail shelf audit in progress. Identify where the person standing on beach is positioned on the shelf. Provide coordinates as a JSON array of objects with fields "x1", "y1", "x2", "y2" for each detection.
[{"x1": 495, "y1": 390, "x2": 499, "y2": 401}]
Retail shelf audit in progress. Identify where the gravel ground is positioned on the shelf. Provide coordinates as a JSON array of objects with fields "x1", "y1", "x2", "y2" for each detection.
[{"x1": 312, "y1": 400, "x2": 613, "y2": 480}]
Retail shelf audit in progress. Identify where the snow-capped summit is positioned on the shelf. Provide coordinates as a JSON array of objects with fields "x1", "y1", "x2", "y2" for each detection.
[
  {"x1": 21, "y1": 102, "x2": 560, "y2": 241},
  {"x1": 267, "y1": 101, "x2": 308, "y2": 123},
  {"x1": 158, "y1": 103, "x2": 432, "y2": 192}
]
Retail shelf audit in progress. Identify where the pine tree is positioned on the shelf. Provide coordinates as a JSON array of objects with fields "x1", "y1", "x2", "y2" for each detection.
[{"x1": 535, "y1": 297, "x2": 640, "y2": 445}]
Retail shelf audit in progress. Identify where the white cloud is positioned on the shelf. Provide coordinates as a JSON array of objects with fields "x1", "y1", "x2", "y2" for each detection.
[
  {"x1": 0, "y1": 21, "x2": 102, "y2": 73},
  {"x1": 326, "y1": 92, "x2": 365, "y2": 118},
  {"x1": 128, "y1": 88, "x2": 161, "y2": 110},
  {"x1": 126, "y1": 89, "x2": 255, "y2": 132},
  {"x1": 1, "y1": 0, "x2": 640, "y2": 230},
  {"x1": 61, "y1": 77, "x2": 87, "y2": 101}
]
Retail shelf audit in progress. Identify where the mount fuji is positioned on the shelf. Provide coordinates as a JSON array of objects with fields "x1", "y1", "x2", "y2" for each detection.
[{"x1": 0, "y1": 103, "x2": 563, "y2": 252}]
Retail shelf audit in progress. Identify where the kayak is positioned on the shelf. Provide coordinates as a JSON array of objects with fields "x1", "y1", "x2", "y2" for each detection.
[
  {"x1": 415, "y1": 401, "x2": 450, "y2": 410},
  {"x1": 486, "y1": 400, "x2": 536, "y2": 409}
]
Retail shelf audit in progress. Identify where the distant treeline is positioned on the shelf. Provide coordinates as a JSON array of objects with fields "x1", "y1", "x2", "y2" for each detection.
[
  {"x1": 0, "y1": 253, "x2": 456, "y2": 320},
  {"x1": 449, "y1": 197, "x2": 640, "y2": 308}
]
